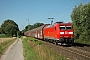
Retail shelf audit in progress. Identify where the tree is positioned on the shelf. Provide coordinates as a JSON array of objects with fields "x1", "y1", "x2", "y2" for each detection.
[
  {"x1": 0, "y1": 28, "x2": 1, "y2": 34},
  {"x1": 26, "y1": 25, "x2": 34, "y2": 30},
  {"x1": 0, "y1": 19, "x2": 19, "y2": 36},
  {"x1": 33, "y1": 22, "x2": 44, "y2": 28},
  {"x1": 17, "y1": 31, "x2": 22, "y2": 37},
  {"x1": 71, "y1": 3, "x2": 90, "y2": 42},
  {"x1": 23, "y1": 22, "x2": 44, "y2": 32}
]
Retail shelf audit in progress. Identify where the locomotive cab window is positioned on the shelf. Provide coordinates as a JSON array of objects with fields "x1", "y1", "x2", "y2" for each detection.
[
  {"x1": 66, "y1": 26, "x2": 72, "y2": 30},
  {"x1": 60, "y1": 26, "x2": 65, "y2": 30}
]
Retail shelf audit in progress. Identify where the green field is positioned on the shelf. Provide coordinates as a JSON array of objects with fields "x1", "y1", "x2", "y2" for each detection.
[{"x1": 22, "y1": 37, "x2": 67, "y2": 60}]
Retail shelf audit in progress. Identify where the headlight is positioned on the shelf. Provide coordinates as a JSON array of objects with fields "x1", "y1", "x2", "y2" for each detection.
[
  {"x1": 69, "y1": 32, "x2": 73, "y2": 34},
  {"x1": 60, "y1": 32, "x2": 64, "y2": 34}
]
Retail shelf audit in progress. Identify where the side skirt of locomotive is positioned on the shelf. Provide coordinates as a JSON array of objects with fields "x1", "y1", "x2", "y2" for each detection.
[{"x1": 44, "y1": 37, "x2": 74, "y2": 45}]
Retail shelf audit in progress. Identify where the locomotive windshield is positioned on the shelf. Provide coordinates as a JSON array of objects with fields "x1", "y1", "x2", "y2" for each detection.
[
  {"x1": 66, "y1": 26, "x2": 72, "y2": 30},
  {"x1": 60, "y1": 26, "x2": 65, "y2": 30},
  {"x1": 60, "y1": 26, "x2": 72, "y2": 30}
]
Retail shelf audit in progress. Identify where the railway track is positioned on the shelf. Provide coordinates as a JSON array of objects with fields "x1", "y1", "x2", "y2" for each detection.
[
  {"x1": 42, "y1": 40, "x2": 90, "y2": 60},
  {"x1": 60, "y1": 46, "x2": 90, "y2": 59}
]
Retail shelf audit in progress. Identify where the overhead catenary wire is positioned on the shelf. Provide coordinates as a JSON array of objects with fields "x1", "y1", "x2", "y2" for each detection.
[
  {"x1": 27, "y1": 0, "x2": 37, "y2": 25},
  {"x1": 48, "y1": 0, "x2": 85, "y2": 21},
  {"x1": 29, "y1": 0, "x2": 37, "y2": 18},
  {"x1": 56, "y1": 0, "x2": 85, "y2": 20},
  {"x1": 54, "y1": 5, "x2": 73, "y2": 17},
  {"x1": 53, "y1": 0, "x2": 85, "y2": 21},
  {"x1": 29, "y1": 0, "x2": 86, "y2": 23},
  {"x1": 38, "y1": 0, "x2": 68, "y2": 21},
  {"x1": 51, "y1": 0, "x2": 73, "y2": 17},
  {"x1": 38, "y1": 0, "x2": 73, "y2": 21}
]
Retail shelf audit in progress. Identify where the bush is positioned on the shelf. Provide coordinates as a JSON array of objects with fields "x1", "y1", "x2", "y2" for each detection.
[{"x1": 71, "y1": 2, "x2": 90, "y2": 44}]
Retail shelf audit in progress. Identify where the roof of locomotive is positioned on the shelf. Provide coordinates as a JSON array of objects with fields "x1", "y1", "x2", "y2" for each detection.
[
  {"x1": 44, "y1": 22, "x2": 72, "y2": 28},
  {"x1": 55, "y1": 22, "x2": 72, "y2": 26}
]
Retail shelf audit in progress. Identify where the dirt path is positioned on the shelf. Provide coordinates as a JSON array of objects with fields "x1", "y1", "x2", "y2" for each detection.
[{"x1": 0, "y1": 38, "x2": 24, "y2": 60}]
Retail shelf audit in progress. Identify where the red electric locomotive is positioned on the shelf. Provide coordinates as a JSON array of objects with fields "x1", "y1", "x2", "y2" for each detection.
[{"x1": 43, "y1": 22, "x2": 74, "y2": 45}]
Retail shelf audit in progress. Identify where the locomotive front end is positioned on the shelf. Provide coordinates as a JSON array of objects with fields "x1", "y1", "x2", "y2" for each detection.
[
  {"x1": 58, "y1": 23, "x2": 74, "y2": 44},
  {"x1": 60, "y1": 26, "x2": 74, "y2": 43}
]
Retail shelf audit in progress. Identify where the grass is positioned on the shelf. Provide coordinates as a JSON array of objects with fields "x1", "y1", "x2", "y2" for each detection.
[
  {"x1": 0, "y1": 38, "x2": 16, "y2": 57},
  {"x1": 22, "y1": 37, "x2": 67, "y2": 60},
  {"x1": 22, "y1": 37, "x2": 40, "y2": 60}
]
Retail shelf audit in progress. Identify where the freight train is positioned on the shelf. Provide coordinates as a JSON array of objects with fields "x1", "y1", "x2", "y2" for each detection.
[{"x1": 24, "y1": 22, "x2": 74, "y2": 45}]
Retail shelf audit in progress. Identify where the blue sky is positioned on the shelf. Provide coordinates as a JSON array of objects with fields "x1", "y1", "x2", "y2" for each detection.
[{"x1": 0, "y1": 0, "x2": 90, "y2": 30}]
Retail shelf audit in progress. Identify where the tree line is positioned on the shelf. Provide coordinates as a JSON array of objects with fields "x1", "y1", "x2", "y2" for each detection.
[
  {"x1": 22, "y1": 22, "x2": 44, "y2": 32},
  {"x1": 71, "y1": 2, "x2": 90, "y2": 44},
  {"x1": 0, "y1": 19, "x2": 44, "y2": 37}
]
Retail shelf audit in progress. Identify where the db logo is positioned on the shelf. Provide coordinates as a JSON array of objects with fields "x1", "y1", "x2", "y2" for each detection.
[{"x1": 65, "y1": 31, "x2": 68, "y2": 34}]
